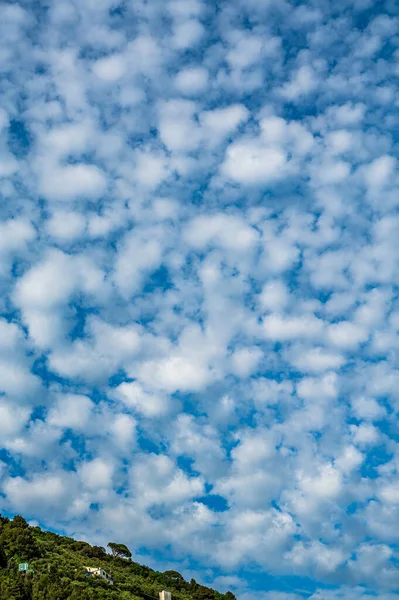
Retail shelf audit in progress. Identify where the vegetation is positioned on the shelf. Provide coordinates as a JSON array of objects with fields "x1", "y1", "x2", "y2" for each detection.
[
  {"x1": 0, "y1": 515, "x2": 236, "y2": 600},
  {"x1": 107, "y1": 543, "x2": 132, "y2": 560}
]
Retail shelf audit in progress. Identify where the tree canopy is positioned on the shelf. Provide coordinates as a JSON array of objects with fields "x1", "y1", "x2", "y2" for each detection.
[{"x1": 107, "y1": 543, "x2": 132, "y2": 559}]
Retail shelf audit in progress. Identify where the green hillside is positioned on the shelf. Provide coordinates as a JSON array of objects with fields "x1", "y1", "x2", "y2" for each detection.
[{"x1": 0, "y1": 515, "x2": 236, "y2": 600}]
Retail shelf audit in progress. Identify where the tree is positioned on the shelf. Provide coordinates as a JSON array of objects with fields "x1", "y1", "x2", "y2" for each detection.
[
  {"x1": 107, "y1": 542, "x2": 132, "y2": 559},
  {"x1": 163, "y1": 570, "x2": 185, "y2": 590},
  {"x1": 0, "y1": 571, "x2": 26, "y2": 600},
  {"x1": 10, "y1": 516, "x2": 28, "y2": 530},
  {"x1": 4, "y1": 526, "x2": 39, "y2": 561},
  {"x1": 71, "y1": 541, "x2": 90, "y2": 552},
  {"x1": 82, "y1": 545, "x2": 106, "y2": 559},
  {"x1": 0, "y1": 515, "x2": 9, "y2": 527},
  {"x1": 0, "y1": 547, "x2": 7, "y2": 570},
  {"x1": 196, "y1": 586, "x2": 215, "y2": 600},
  {"x1": 225, "y1": 592, "x2": 237, "y2": 600}
]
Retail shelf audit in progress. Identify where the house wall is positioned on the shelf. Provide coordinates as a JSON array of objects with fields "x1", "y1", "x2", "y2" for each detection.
[
  {"x1": 159, "y1": 590, "x2": 172, "y2": 600},
  {"x1": 84, "y1": 566, "x2": 113, "y2": 585}
]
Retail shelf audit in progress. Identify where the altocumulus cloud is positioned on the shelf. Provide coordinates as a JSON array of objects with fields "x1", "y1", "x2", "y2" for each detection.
[{"x1": 1, "y1": 0, "x2": 399, "y2": 598}]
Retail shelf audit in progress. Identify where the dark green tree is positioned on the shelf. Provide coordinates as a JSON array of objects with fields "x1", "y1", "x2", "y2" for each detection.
[
  {"x1": 10, "y1": 517, "x2": 29, "y2": 530},
  {"x1": 0, "y1": 570, "x2": 26, "y2": 600},
  {"x1": 0, "y1": 546, "x2": 7, "y2": 570},
  {"x1": 0, "y1": 515, "x2": 9, "y2": 528},
  {"x1": 4, "y1": 526, "x2": 39, "y2": 561},
  {"x1": 164, "y1": 570, "x2": 184, "y2": 580},
  {"x1": 196, "y1": 586, "x2": 216, "y2": 600},
  {"x1": 82, "y1": 545, "x2": 106, "y2": 559},
  {"x1": 163, "y1": 570, "x2": 185, "y2": 590},
  {"x1": 107, "y1": 543, "x2": 131, "y2": 559}
]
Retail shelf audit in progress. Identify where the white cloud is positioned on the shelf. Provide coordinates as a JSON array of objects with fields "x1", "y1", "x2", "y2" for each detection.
[
  {"x1": 222, "y1": 139, "x2": 287, "y2": 185},
  {"x1": 226, "y1": 35, "x2": 263, "y2": 70},
  {"x1": 327, "y1": 321, "x2": 368, "y2": 349},
  {"x1": 0, "y1": 360, "x2": 40, "y2": 398},
  {"x1": 299, "y1": 463, "x2": 342, "y2": 501},
  {"x1": 139, "y1": 354, "x2": 214, "y2": 393},
  {"x1": 108, "y1": 413, "x2": 137, "y2": 451},
  {"x1": 171, "y1": 20, "x2": 205, "y2": 49},
  {"x1": 0, "y1": 399, "x2": 31, "y2": 438},
  {"x1": 335, "y1": 445, "x2": 363, "y2": 474},
  {"x1": 200, "y1": 104, "x2": 249, "y2": 145},
  {"x1": 351, "y1": 396, "x2": 386, "y2": 421},
  {"x1": 185, "y1": 213, "x2": 258, "y2": 251},
  {"x1": 289, "y1": 346, "x2": 344, "y2": 373},
  {"x1": 4, "y1": 473, "x2": 76, "y2": 517},
  {"x1": 230, "y1": 346, "x2": 263, "y2": 377},
  {"x1": 350, "y1": 423, "x2": 380, "y2": 447},
  {"x1": 158, "y1": 99, "x2": 201, "y2": 152},
  {"x1": 280, "y1": 65, "x2": 318, "y2": 100},
  {"x1": 92, "y1": 53, "x2": 126, "y2": 82},
  {"x1": 14, "y1": 250, "x2": 78, "y2": 310},
  {"x1": 175, "y1": 67, "x2": 209, "y2": 95},
  {"x1": 378, "y1": 483, "x2": 399, "y2": 505},
  {"x1": 129, "y1": 453, "x2": 204, "y2": 511},
  {"x1": 132, "y1": 149, "x2": 170, "y2": 189},
  {"x1": 47, "y1": 394, "x2": 94, "y2": 431},
  {"x1": 113, "y1": 228, "x2": 163, "y2": 297},
  {"x1": 79, "y1": 458, "x2": 114, "y2": 490},
  {"x1": 286, "y1": 541, "x2": 346, "y2": 573},
  {"x1": 259, "y1": 280, "x2": 289, "y2": 312},
  {"x1": 221, "y1": 114, "x2": 313, "y2": 185},
  {"x1": 364, "y1": 155, "x2": 396, "y2": 189},
  {"x1": 326, "y1": 129, "x2": 353, "y2": 155},
  {"x1": 297, "y1": 372, "x2": 338, "y2": 401},
  {"x1": 170, "y1": 414, "x2": 226, "y2": 479},
  {"x1": 112, "y1": 381, "x2": 170, "y2": 417},
  {"x1": 262, "y1": 313, "x2": 324, "y2": 341},
  {"x1": 0, "y1": 219, "x2": 36, "y2": 264},
  {"x1": 46, "y1": 211, "x2": 86, "y2": 241},
  {"x1": 40, "y1": 163, "x2": 107, "y2": 202}
]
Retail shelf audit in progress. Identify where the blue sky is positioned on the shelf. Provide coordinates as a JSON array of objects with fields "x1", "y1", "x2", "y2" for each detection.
[{"x1": 1, "y1": 0, "x2": 399, "y2": 598}]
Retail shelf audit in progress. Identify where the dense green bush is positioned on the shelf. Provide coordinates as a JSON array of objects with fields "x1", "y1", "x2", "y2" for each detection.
[{"x1": 0, "y1": 515, "x2": 236, "y2": 600}]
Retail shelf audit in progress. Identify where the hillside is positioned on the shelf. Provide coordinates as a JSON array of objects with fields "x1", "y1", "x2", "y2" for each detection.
[{"x1": 0, "y1": 515, "x2": 236, "y2": 600}]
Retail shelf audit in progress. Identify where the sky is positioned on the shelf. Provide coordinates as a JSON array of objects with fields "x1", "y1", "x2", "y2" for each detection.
[{"x1": 1, "y1": 0, "x2": 399, "y2": 598}]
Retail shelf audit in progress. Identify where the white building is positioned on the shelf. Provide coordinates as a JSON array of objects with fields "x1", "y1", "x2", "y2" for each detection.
[
  {"x1": 159, "y1": 591, "x2": 172, "y2": 600},
  {"x1": 84, "y1": 566, "x2": 114, "y2": 585}
]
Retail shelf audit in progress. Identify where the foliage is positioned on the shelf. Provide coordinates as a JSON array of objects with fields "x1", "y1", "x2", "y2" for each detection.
[
  {"x1": 0, "y1": 515, "x2": 237, "y2": 600},
  {"x1": 164, "y1": 571, "x2": 185, "y2": 590},
  {"x1": 0, "y1": 547, "x2": 7, "y2": 570},
  {"x1": 9, "y1": 518, "x2": 29, "y2": 531},
  {"x1": 107, "y1": 543, "x2": 132, "y2": 559}
]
